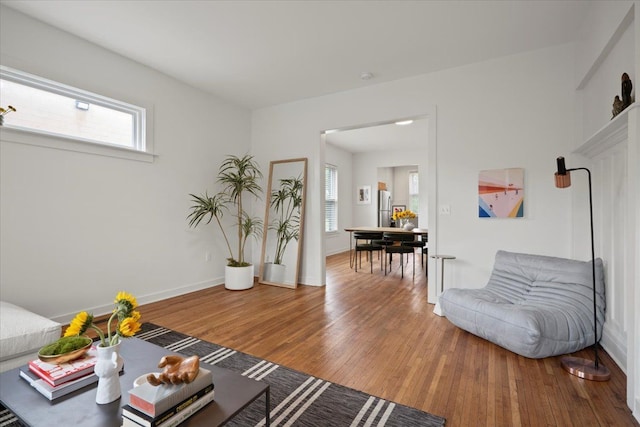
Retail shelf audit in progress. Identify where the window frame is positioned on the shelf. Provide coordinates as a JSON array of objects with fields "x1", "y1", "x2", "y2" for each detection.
[
  {"x1": 325, "y1": 163, "x2": 338, "y2": 233},
  {"x1": 409, "y1": 170, "x2": 419, "y2": 213},
  {"x1": 0, "y1": 65, "x2": 154, "y2": 162}
]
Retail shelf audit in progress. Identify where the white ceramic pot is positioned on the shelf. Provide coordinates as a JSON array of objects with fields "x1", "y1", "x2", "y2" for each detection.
[{"x1": 225, "y1": 265, "x2": 254, "y2": 290}]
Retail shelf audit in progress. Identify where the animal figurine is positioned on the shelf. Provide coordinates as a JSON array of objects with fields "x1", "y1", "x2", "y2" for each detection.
[
  {"x1": 147, "y1": 355, "x2": 200, "y2": 386},
  {"x1": 612, "y1": 95, "x2": 624, "y2": 119}
]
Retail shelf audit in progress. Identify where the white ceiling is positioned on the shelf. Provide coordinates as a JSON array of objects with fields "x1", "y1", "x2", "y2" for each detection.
[
  {"x1": 2, "y1": 0, "x2": 589, "y2": 111},
  {"x1": 325, "y1": 119, "x2": 428, "y2": 153}
]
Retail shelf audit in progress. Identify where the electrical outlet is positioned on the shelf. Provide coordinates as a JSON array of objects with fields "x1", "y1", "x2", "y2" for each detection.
[
  {"x1": 205, "y1": 251, "x2": 212, "y2": 262},
  {"x1": 440, "y1": 205, "x2": 451, "y2": 215}
]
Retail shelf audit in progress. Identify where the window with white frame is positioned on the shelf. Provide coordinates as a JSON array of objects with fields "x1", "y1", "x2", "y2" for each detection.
[
  {"x1": 325, "y1": 164, "x2": 338, "y2": 232},
  {"x1": 0, "y1": 66, "x2": 147, "y2": 154},
  {"x1": 409, "y1": 170, "x2": 419, "y2": 213}
]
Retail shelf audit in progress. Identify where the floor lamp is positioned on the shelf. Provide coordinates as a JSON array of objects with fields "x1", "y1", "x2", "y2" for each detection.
[{"x1": 554, "y1": 156, "x2": 611, "y2": 381}]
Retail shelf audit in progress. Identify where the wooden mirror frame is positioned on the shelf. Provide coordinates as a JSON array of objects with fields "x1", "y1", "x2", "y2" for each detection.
[{"x1": 259, "y1": 158, "x2": 307, "y2": 288}]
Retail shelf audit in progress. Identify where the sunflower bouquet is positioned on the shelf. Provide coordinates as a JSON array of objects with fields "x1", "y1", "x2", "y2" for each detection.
[
  {"x1": 392, "y1": 209, "x2": 417, "y2": 221},
  {"x1": 65, "y1": 291, "x2": 142, "y2": 347}
]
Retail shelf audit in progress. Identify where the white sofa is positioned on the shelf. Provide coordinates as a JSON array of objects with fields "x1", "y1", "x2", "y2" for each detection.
[{"x1": 0, "y1": 301, "x2": 62, "y2": 372}]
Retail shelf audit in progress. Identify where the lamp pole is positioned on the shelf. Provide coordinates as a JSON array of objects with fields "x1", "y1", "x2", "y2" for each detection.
[
  {"x1": 567, "y1": 167, "x2": 599, "y2": 369},
  {"x1": 555, "y1": 157, "x2": 610, "y2": 381}
]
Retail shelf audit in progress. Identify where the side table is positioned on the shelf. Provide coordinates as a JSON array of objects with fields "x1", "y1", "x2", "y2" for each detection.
[{"x1": 430, "y1": 254, "x2": 456, "y2": 316}]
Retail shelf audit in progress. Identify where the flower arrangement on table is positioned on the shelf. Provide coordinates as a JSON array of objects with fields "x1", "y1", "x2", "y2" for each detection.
[
  {"x1": 65, "y1": 291, "x2": 142, "y2": 347},
  {"x1": 392, "y1": 209, "x2": 417, "y2": 221}
]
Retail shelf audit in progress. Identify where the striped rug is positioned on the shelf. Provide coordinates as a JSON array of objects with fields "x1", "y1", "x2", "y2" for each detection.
[{"x1": 1, "y1": 323, "x2": 446, "y2": 426}]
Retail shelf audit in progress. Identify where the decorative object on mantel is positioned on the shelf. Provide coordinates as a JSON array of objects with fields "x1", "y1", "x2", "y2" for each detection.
[
  {"x1": 611, "y1": 96, "x2": 624, "y2": 119},
  {"x1": 554, "y1": 157, "x2": 610, "y2": 381},
  {"x1": 0, "y1": 105, "x2": 16, "y2": 126},
  {"x1": 64, "y1": 291, "x2": 142, "y2": 403},
  {"x1": 621, "y1": 72, "x2": 633, "y2": 108},
  {"x1": 612, "y1": 72, "x2": 634, "y2": 119},
  {"x1": 147, "y1": 355, "x2": 200, "y2": 386}
]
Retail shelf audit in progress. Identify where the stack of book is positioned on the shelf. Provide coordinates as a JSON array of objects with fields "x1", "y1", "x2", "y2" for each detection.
[
  {"x1": 19, "y1": 345, "x2": 100, "y2": 400},
  {"x1": 122, "y1": 368, "x2": 215, "y2": 427}
]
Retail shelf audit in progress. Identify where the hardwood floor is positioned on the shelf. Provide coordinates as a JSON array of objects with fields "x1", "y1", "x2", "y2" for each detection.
[{"x1": 132, "y1": 251, "x2": 637, "y2": 426}]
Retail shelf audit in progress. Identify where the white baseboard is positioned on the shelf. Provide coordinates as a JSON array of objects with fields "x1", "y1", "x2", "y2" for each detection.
[
  {"x1": 51, "y1": 277, "x2": 224, "y2": 324},
  {"x1": 601, "y1": 322, "x2": 628, "y2": 373}
]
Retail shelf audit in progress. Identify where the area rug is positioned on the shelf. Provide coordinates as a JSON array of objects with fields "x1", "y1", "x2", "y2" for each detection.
[{"x1": 1, "y1": 323, "x2": 446, "y2": 426}]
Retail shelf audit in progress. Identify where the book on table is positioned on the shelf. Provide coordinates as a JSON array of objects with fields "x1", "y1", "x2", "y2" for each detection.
[
  {"x1": 19, "y1": 361, "x2": 123, "y2": 401},
  {"x1": 28, "y1": 345, "x2": 98, "y2": 387},
  {"x1": 122, "y1": 388, "x2": 215, "y2": 427},
  {"x1": 127, "y1": 367, "x2": 214, "y2": 418},
  {"x1": 122, "y1": 383, "x2": 214, "y2": 427},
  {"x1": 19, "y1": 365, "x2": 98, "y2": 400}
]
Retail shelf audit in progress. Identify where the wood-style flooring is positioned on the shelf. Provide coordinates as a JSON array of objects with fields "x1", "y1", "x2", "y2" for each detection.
[{"x1": 121, "y1": 251, "x2": 637, "y2": 426}]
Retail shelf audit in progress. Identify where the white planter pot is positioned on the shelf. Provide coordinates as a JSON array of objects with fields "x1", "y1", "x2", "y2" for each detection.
[
  {"x1": 225, "y1": 265, "x2": 254, "y2": 290},
  {"x1": 263, "y1": 262, "x2": 286, "y2": 283}
]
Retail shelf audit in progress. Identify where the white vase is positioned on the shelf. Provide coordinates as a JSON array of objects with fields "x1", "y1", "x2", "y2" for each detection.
[
  {"x1": 225, "y1": 264, "x2": 254, "y2": 290},
  {"x1": 94, "y1": 339, "x2": 124, "y2": 404}
]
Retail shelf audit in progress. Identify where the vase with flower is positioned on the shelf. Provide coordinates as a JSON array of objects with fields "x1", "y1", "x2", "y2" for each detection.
[
  {"x1": 392, "y1": 209, "x2": 417, "y2": 230},
  {"x1": 65, "y1": 291, "x2": 142, "y2": 404}
]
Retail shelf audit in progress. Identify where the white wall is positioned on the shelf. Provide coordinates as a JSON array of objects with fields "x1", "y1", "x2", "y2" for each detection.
[
  {"x1": 252, "y1": 43, "x2": 576, "y2": 293},
  {"x1": 325, "y1": 142, "x2": 352, "y2": 256},
  {"x1": 352, "y1": 151, "x2": 425, "y2": 228},
  {"x1": 0, "y1": 6, "x2": 252, "y2": 321}
]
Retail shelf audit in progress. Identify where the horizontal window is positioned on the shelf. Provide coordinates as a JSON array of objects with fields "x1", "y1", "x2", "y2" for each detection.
[{"x1": 0, "y1": 66, "x2": 152, "y2": 161}]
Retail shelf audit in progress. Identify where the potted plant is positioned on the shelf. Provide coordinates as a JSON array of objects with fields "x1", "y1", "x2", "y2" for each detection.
[
  {"x1": 188, "y1": 154, "x2": 263, "y2": 290},
  {"x1": 263, "y1": 174, "x2": 304, "y2": 282}
]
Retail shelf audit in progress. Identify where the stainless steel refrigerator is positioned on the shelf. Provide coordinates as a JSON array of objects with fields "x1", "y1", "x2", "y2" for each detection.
[{"x1": 378, "y1": 190, "x2": 392, "y2": 227}]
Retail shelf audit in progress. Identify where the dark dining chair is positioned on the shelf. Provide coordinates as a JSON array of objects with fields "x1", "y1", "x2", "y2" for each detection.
[
  {"x1": 353, "y1": 231, "x2": 384, "y2": 273},
  {"x1": 382, "y1": 232, "x2": 415, "y2": 279},
  {"x1": 402, "y1": 232, "x2": 428, "y2": 269}
]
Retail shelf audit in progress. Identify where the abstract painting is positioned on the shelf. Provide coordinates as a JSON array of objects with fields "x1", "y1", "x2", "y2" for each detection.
[{"x1": 478, "y1": 168, "x2": 524, "y2": 218}]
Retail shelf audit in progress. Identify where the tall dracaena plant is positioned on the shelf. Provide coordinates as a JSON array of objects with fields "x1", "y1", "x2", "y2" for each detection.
[
  {"x1": 188, "y1": 154, "x2": 263, "y2": 267},
  {"x1": 270, "y1": 175, "x2": 303, "y2": 264}
]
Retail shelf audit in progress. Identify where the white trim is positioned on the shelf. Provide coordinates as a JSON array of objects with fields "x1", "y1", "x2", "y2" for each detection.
[
  {"x1": 0, "y1": 126, "x2": 156, "y2": 163},
  {"x1": 0, "y1": 65, "x2": 154, "y2": 161}
]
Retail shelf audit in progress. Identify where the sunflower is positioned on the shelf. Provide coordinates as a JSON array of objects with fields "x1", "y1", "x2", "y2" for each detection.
[
  {"x1": 64, "y1": 311, "x2": 93, "y2": 337},
  {"x1": 65, "y1": 291, "x2": 142, "y2": 347},
  {"x1": 118, "y1": 316, "x2": 142, "y2": 337}
]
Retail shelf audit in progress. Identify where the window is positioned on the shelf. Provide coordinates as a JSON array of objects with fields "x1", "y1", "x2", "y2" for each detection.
[
  {"x1": 325, "y1": 164, "x2": 338, "y2": 232},
  {"x1": 409, "y1": 171, "x2": 419, "y2": 213},
  {"x1": 0, "y1": 66, "x2": 150, "y2": 160}
]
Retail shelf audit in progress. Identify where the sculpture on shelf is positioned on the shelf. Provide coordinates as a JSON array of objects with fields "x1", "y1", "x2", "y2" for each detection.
[
  {"x1": 621, "y1": 72, "x2": 633, "y2": 108},
  {"x1": 612, "y1": 96, "x2": 624, "y2": 119},
  {"x1": 147, "y1": 355, "x2": 200, "y2": 386},
  {"x1": 612, "y1": 73, "x2": 634, "y2": 119}
]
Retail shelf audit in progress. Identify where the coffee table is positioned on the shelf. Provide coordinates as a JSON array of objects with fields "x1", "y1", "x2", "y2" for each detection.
[{"x1": 0, "y1": 338, "x2": 270, "y2": 426}]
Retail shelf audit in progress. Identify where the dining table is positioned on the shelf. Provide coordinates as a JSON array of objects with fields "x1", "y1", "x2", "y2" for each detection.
[{"x1": 344, "y1": 226, "x2": 428, "y2": 269}]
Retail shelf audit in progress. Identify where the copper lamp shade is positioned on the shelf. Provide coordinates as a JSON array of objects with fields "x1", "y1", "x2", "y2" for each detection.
[
  {"x1": 554, "y1": 171, "x2": 571, "y2": 188},
  {"x1": 554, "y1": 156, "x2": 610, "y2": 382}
]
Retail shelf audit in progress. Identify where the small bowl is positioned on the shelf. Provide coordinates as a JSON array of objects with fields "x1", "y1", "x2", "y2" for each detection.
[
  {"x1": 134, "y1": 373, "x2": 159, "y2": 387},
  {"x1": 38, "y1": 337, "x2": 93, "y2": 364}
]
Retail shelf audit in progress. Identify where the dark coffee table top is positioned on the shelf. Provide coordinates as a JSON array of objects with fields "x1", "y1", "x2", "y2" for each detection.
[{"x1": 0, "y1": 337, "x2": 269, "y2": 426}]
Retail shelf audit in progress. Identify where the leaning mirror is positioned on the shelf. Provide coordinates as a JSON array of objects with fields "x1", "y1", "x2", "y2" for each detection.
[{"x1": 259, "y1": 158, "x2": 307, "y2": 288}]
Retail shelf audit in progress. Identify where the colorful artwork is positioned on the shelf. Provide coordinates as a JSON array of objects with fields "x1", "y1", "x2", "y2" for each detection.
[{"x1": 478, "y1": 168, "x2": 524, "y2": 218}]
